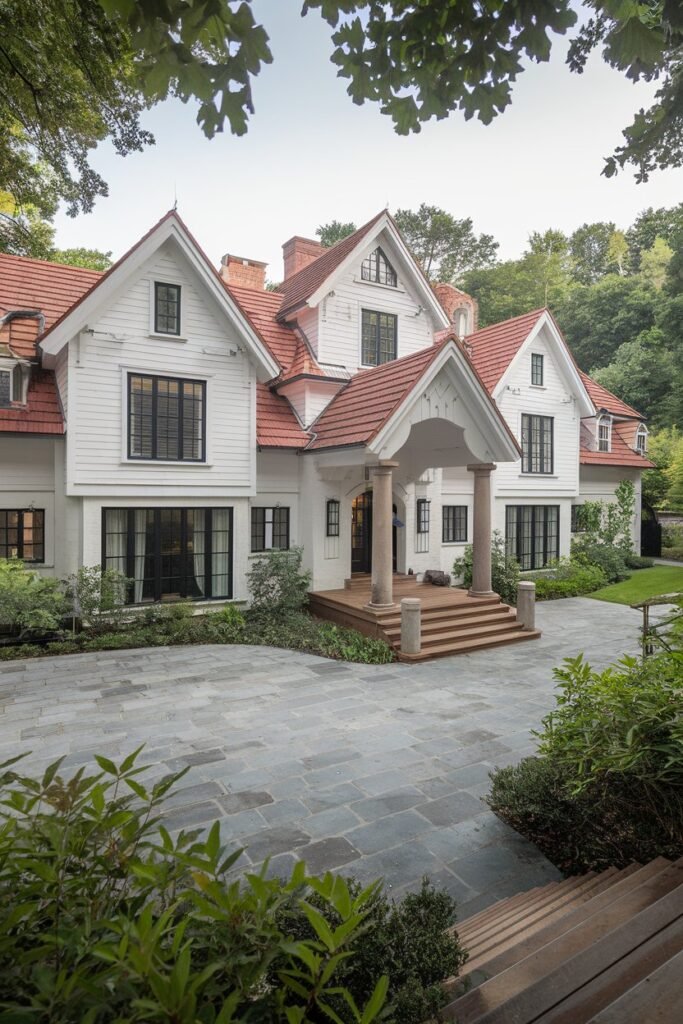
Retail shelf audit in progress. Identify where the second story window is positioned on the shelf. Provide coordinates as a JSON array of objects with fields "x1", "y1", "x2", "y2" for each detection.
[
  {"x1": 521, "y1": 414, "x2": 553, "y2": 474},
  {"x1": 361, "y1": 247, "x2": 397, "y2": 287},
  {"x1": 154, "y1": 282, "x2": 181, "y2": 335},
  {"x1": 128, "y1": 373, "x2": 205, "y2": 462},
  {"x1": 531, "y1": 353, "x2": 544, "y2": 386},
  {"x1": 597, "y1": 414, "x2": 612, "y2": 453},
  {"x1": 361, "y1": 309, "x2": 397, "y2": 366},
  {"x1": 636, "y1": 424, "x2": 648, "y2": 455}
]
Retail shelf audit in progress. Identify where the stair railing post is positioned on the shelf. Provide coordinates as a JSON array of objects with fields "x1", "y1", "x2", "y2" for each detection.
[
  {"x1": 516, "y1": 581, "x2": 536, "y2": 631},
  {"x1": 400, "y1": 598, "x2": 421, "y2": 655}
]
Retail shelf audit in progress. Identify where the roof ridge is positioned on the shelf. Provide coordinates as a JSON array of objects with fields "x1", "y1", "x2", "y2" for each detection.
[
  {"x1": 467, "y1": 307, "x2": 546, "y2": 337},
  {"x1": 0, "y1": 252, "x2": 104, "y2": 276}
]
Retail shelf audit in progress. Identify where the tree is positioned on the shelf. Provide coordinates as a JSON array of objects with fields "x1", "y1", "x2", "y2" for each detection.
[
  {"x1": 51, "y1": 247, "x2": 112, "y2": 270},
  {"x1": 626, "y1": 204, "x2": 683, "y2": 271},
  {"x1": 592, "y1": 329, "x2": 676, "y2": 427},
  {"x1": 606, "y1": 231, "x2": 630, "y2": 275},
  {"x1": 642, "y1": 427, "x2": 683, "y2": 508},
  {"x1": 316, "y1": 220, "x2": 357, "y2": 247},
  {"x1": 393, "y1": 204, "x2": 498, "y2": 282},
  {"x1": 640, "y1": 237, "x2": 673, "y2": 290},
  {"x1": 525, "y1": 229, "x2": 573, "y2": 307},
  {"x1": 1, "y1": 188, "x2": 111, "y2": 267},
  {"x1": 569, "y1": 222, "x2": 615, "y2": 285}
]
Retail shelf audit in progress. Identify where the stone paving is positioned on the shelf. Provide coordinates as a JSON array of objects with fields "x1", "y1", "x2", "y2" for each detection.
[{"x1": 0, "y1": 597, "x2": 646, "y2": 919}]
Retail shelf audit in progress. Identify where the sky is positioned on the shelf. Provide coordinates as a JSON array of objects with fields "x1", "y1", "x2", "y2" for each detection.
[{"x1": 52, "y1": 0, "x2": 683, "y2": 279}]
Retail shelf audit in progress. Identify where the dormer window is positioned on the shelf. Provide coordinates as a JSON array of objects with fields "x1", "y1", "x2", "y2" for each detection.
[
  {"x1": 636, "y1": 424, "x2": 648, "y2": 455},
  {"x1": 0, "y1": 362, "x2": 27, "y2": 407},
  {"x1": 361, "y1": 247, "x2": 397, "y2": 287},
  {"x1": 531, "y1": 353, "x2": 544, "y2": 387},
  {"x1": 597, "y1": 414, "x2": 612, "y2": 453},
  {"x1": 154, "y1": 282, "x2": 181, "y2": 336}
]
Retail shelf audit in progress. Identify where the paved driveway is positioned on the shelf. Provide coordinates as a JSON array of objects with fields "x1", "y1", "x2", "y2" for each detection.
[{"x1": 0, "y1": 598, "x2": 644, "y2": 919}]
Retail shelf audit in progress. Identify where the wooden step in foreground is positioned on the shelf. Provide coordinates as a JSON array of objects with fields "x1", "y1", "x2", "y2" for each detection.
[
  {"x1": 443, "y1": 857, "x2": 683, "y2": 1024},
  {"x1": 309, "y1": 576, "x2": 541, "y2": 660}
]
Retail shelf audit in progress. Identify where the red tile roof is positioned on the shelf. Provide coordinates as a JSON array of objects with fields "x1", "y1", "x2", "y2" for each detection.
[
  {"x1": 463, "y1": 309, "x2": 546, "y2": 392},
  {"x1": 277, "y1": 211, "x2": 386, "y2": 320},
  {"x1": 225, "y1": 283, "x2": 298, "y2": 372},
  {"x1": 256, "y1": 383, "x2": 308, "y2": 448},
  {"x1": 579, "y1": 371, "x2": 643, "y2": 419},
  {"x1": 308, "y1": 342, "x2": 448, "y2": 450},
  {"x1": 0, "y1": 254, "x2": 102, "y2": 359},
  {"x1": 0, "y1": 369, "x2": 64, "y2": 435},
  {"x1": 580, "y1": 422, "x2": 654, "y2": 468}
]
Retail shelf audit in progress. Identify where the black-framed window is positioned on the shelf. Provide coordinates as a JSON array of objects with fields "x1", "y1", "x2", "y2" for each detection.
[
  {"x1": 326, "y1": 499, "x2": 340, "y2": 537},
  {"x1": 361, "y1": 247, "x2": 397, "y2": 287},
  {"x1": 598, "y1": 415, "x2": 612, "y2": 453},
  {"x1": 128, "y1": 373, "x2": 205, "y2": 462},
  {"x1": 361, "y1": 309, "x2": 397, "y2": 366},
  {"x1": 0, "y1": 369, "x2": 10, "y2": 407},
  {"x1": 505, "y1": 505, "x2": 559, "y2": 570},
  {"x1": 531, "y1": 353, "x2": 544, "y2": 386},
  {"x1": 521, "y1": 414, "x2": 553, "y2": 474},
  {"x1": 442, "y1": 505, "x2": 467, "y2": 543},
  {"x1": 154, "y1": 282, "x2": 181, "y2": 335},
  {"x1": 102, "y1": 507, "x2": 232, "y2": 604},
  {"x1": 416, "y1": 498, "x2": 430, "y2": 534},
  {"x1": 0, "y1": 509, "x2": 44, "y2": 562},
  {"x1": 251, "y1": 507, "x2": 290, "y2": 552},
  {"x1": 570, "y1": 505, "x2": 587, "y2": 534}
]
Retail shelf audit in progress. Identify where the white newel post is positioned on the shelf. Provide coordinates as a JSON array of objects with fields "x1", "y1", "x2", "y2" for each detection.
[
  {"x1": 467, "y1": 462, "x2": 496, "y2": 597},
  {"x1": 400, "y1": 598, "x2": 421, "y2": 655},
  {"x1": 517, "y1": 581, "x2": 536, "y2": 630},
  {"x1": 368, "y1": 460, "x2": 398, "y2": 608}
]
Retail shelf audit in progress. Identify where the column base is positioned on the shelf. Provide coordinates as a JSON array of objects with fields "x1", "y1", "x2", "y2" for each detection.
[
  {"x1": 468, "y1": 588, "x2": 497, "y2": 599},
  {"x1": 365, "y1": 601, "x2": 397, "y2": 612}
]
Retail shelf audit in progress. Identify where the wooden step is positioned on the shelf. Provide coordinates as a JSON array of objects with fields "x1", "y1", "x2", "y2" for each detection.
[
  {"x1": 456, "y1": 883, "x2": 559, "y2": 940},
  {"x1": 411, "y1": 621, "x2": 529, "y2": 650},
  {"x1": 443, "y1": 858, "x2": 682, "y2": 1023},
  {"x1": 379, "y1": 598, "x2": 505, "y2": 626},
  {"x1": 584, "y1": 947, "x2": 683, "y2": 1024},
  {"x1": 398, "y1": 629, "x2": 541, "y2": 661},
  {"x1": 382, "y1": 609, "x2": 516, "y2": 640}
]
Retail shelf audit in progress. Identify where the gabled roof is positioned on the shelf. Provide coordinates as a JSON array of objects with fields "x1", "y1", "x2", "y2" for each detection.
[
  {"x1": 224, "y1": 283, "x2": 298, "y2": 371},
  {"x1": 0, "y1": 369, "x2": 64, "y2": 435},
  {"x1": 580, "y1": 422, "x2": 654, "y2": 468},
  {"x1": 463, "y1": 309, "x2": 547, "y2": 392},
  {"x1": 277, "y1": 212, "x2": 386, "y2": 320},
  {"x1": 579, "y1": 371, "x2": 643, "y2": 420},
  {"x1": 0, "y1": 254, "x2": 101, "y2": 359},
  {"x1": 256, "y1": 383, "x2": 309, "y2": 449}
]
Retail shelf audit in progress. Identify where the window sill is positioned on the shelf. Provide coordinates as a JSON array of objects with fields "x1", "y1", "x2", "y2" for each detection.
[
  {"x1": 353, "y1": 277, "x2": 405, "y2": 294},
  {"x1": 519, "y1": 473, "x2": 557, "y2": 478},
  {"x1": 529, "y1": 385, "x2": 546, "y2": 390},
  {"x1": 121, "y1": 459, "x2": 212, "y2": 467},
  {"x1": 148, "y1": 332, "x2": 187, "y2": 342},
  {"x1": 441, "y1": 541, "x2": 468, "y2": 547}
]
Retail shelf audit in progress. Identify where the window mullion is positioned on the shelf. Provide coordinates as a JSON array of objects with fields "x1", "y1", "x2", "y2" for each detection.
[
  {"x1": 153, "y1": 510, "x2": 162, "y2": 602},
  {"x1": 151, "y1": 379, "x2": 158, "y2": 460},
  {"x1": 177, "y1": 379, "x2": 184, "y2": 461},
  {"x1": 205, "y1": 509, "x2": 213, "y2": 598},
  {"x1": 126, "y1": 509, "x2": 136, "y2": 602}
]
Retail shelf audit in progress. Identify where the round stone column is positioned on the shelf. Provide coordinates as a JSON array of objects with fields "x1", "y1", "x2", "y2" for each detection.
[
  {"x1": 368, "y1": 460, "x2": 398, "y2": 608},
  {"x1": 467, "y1": 462, "x2": 496, "y2": 597}
]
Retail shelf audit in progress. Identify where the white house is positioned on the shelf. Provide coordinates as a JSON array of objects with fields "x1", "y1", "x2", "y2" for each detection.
[{"x1": 0, "y1": 209, "x2": 653, "y2": 626}]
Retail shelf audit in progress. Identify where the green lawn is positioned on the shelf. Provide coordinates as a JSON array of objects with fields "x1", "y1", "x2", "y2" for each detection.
[{"x1": 589, "y1": 566, "x2": 683, "y2": 605}]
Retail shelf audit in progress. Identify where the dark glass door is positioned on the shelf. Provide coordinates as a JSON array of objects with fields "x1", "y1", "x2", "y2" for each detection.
[{"x1": 351, "y1": 492, "x2": 398, "y2": 574}]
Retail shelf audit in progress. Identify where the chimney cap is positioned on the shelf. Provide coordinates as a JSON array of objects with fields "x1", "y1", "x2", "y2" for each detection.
[{"x1": 221, "y1": 253, "x2": 268, "y2": 268}]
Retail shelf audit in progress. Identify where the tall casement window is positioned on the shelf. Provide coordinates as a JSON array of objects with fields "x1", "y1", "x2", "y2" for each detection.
[
  {"x1": 0, "y1": 509, "x2": 44, "y2": 562},
  {"x1": 361, "y1": 247, "x2": 397, "y2": 287},
  {"x1": 531, "y1": 353, "x2": 544, "y2": 386},
  {"x1": 251, "y1": 507, "x2": 290, "y2": 552},
  {"x1": 128, "y1": 373, "x2": 205, "y2": 461},
  {"x1": 326, "y1": 499, "x2": 340, "y2": 537},
  {"x1": 521, "y1": 414, "x2": 553, "y2": 474},
  {"x1": 416, "y1": 498, "x2": 430, "y2": 534},
  {"x1": 597, "y1": 415, "x2": 612, "y2": 453},
  {"x1": 154, "y1": 282, "x2": 181, "y2": 335},
  {"x1": 361, "y1": 309, "x2": 397, "y2": 366},
  {"x1": 636, "y1": 424, "x2": 648, "y2": 455},
  {"x1": 505, "y1": 505, "x2": 559, "y2": 570},
  {"x1": 442, "y1": 505, "x2": 467, "y2": 543},
  {"x1": 102, "y1": 507, "x2": 232, "y2": 603}
]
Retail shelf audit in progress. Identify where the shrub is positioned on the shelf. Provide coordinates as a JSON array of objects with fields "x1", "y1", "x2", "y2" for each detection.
[
  {"x1": 663, "y1": 546, "x2": 683, "y2": 561},
  {"x1": 662, "y1": 522, "x2": 683, "y2": 548},
  {"x1": 247, "y1": 546, "x2": 312, "y2": 618},
  {"x1": 488, "y1": 650, "x2": 683, "y2": 873},
  {"x1": 66, "y1": 564, "x2": 133, "y2": 632},
  {"x1": 527, "y1": 560, "x2": 607, "y2": 600},
  {"x1": 571, "y1": 537, "x2": 631, "y2": 583},
  {"x1": 624, "y1": 553, "x2": 655, "y2": 569},
  {"x1": 0, "y1": 558, "x2": 69, "y2": 634},
  {"x1": 315, "y1": 622, "x2": 395, "y2": 664},
  {"x1": 0, "y1": 751, "x2": 460, "y2": 1021},
  {"x1": 453, "y1": 529, "x2": 520, "y2": 605}
]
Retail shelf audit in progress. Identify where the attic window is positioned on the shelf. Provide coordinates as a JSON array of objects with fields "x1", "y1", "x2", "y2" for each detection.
[
  {"x1": 531, "y1": 353, "x2": 544, "y2": 386},
  {"x1": 597, "y1": 414, "x2": 612, "y2": 453},
  {"x1": 0, "y1": 369, "x2": 10, "y2": 408},
  {"x1": 154, "y1": 282, "x2": 181, "y2": 336},
  {"x1": 0, "y1": 363, "x2": 25, "y2": 407},
  {"x1": 636, "y1": 424, "x2": 648, "y2": 455},
  {"x1": 361, "y1": 247, "x2": 397, "y2": 287}
]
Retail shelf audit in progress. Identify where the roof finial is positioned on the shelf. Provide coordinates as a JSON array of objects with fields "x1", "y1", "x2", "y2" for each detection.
[{"x1": 173, "y1": 181, "x2": 178, "y2": 212}]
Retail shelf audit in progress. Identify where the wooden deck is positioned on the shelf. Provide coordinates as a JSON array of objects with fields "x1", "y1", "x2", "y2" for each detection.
[{"x1": 308, "y1": 574, "x2": 541, "y2": 660}]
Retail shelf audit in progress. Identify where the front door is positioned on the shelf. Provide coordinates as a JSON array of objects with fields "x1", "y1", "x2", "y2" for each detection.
[{"x1": 351, "y1": 491, "x2": 398, "y2": 574}]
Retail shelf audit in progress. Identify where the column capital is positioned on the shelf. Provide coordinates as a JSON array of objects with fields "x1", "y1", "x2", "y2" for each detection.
[
  {"x1": 466, "y1": 462, "x2": 497, "y2": 475},
  {"x1": 371, "y1": 460, "x2": 399, "y2": 474}
]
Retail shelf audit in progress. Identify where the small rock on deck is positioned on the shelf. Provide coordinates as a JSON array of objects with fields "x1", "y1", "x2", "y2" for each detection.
[{"x1": 308, "y1": 575, "x2": 541, "y2": 661}]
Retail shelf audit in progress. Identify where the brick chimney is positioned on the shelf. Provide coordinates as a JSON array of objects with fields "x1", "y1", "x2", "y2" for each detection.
[
  {"x1": 219, "y1": 253, "x2": 267, "y2": 290},
  {"x1": 282, "y1": 236, "x2": 325, "y2": 281},
  {"x1": 433, "y1": 283, "x2": 479, "y2": 335}
]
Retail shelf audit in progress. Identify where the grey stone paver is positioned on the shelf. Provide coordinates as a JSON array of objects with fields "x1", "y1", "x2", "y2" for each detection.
[{"x1": 0, "y1": 598, "x2": 647, "y2": 917}]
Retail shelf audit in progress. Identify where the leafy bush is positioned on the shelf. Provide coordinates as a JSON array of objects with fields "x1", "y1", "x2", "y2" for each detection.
[
  {"x1": 0, "y1": 558, "x2": 69, "y2": 634},
  {"x1": 247, "y1": 546, "x2": 311, "y2": 618},
  {"x1": 571, "y1": 537, "x2": 631, "y2": 583},
  {"x1": 663, "y1": 546, "x2": 683, "y2": 561},
  {"x1": 0, "y1": 751, "x2": 461, "y2": 1022},
  {"x1": 488, "y1": 650, "x2": 683, "y2": 873},
  {"x1": 66, "y1": 564, "x2": 133, "y2": 631},
  {"x1": 526, "y1": 560, "x2": 607, "y2": 600},
  {"x1": 662, "y1": 522, "x2": 683, "y2": 548},
  {"x1": 277, "y1": 878, "x2": 466, "y2": 1024},
  {"x1": 624, "y1": 553, "x2": 655, "y2": 569},
  {"x1": 453, "y1": 529, "x2": 520, "y2": 605}
]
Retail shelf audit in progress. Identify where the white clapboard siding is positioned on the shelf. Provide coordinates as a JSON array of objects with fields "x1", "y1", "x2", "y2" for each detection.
[{"x1": 67, "y1": 243, "x2": 255, "y2": 495}]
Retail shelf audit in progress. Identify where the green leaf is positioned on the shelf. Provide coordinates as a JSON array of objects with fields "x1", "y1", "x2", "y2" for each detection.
[
  {"x1": 301, "y1": 901, "x2": 337, "y2": 951},
  {"x1": 361, "y1": 974, "x2": 389, "y2": 1024}
]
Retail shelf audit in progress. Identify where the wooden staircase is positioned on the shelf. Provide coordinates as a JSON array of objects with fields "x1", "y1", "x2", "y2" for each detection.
[
  {"x1": 443, "y1": 857, "x2": 683, "y2": 1022},
  {"x1": 308, "y1": 575, "x2": 540, "y2": 661}
]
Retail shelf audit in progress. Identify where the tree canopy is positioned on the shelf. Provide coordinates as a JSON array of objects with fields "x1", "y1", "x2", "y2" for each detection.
[
  {"x1": 0, "y1": 0, "x2": 681, "y2": 221},
  {"x1": 316, "y1": 220, "x2": 357, "y2": 247},
  {"x1": 393, "y1": 205, "x2": 498, "y2": 281}
]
